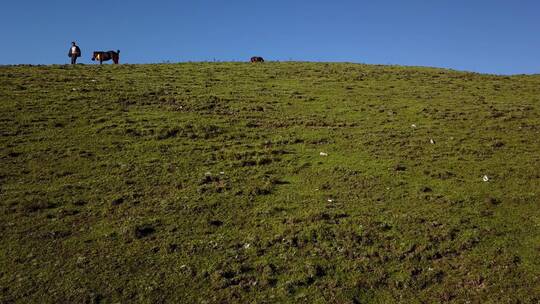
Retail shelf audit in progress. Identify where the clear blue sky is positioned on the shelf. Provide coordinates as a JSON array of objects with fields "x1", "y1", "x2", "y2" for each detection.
[{"x1": 1, "y1": 0, "x2": 539, "y2": 74}]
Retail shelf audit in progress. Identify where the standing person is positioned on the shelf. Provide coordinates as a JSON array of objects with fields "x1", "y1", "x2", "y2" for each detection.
[{"x1": 68, "y1": 42, "x2": 81, "y2": 64}]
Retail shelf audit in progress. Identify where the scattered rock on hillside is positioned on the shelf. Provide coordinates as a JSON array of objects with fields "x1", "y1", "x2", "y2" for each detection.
[
  {"x1": 8, "y1": 151, "x2": 21, "y2": 158},
  {"x1": 394, "y1": 164, "x2": 407, "y2": 171},
  {"x1": 72, "y1": 199, "x2": 87, "y2": 206},
  {"x1": 134, "y1": 224, "x2": 156, "y2": 239},
  {"x1": 200, "y1": 172, "x2": 218, "y2": 185},
  {"x1": 111, "y1": 197, "x2": 125, "y2": 206},
  {"x1": 208, "y1": 219, "x2": 223, "y2": 227},
  {"x1": 433, "y1": 171, "x2": 455, "y2": 180},
  {"x1": 485, "y1": 197, "x2": 501, "y2": 205},
  {"x1": 492, "y1": 141, "x2": 505, "y2": 148},
  {"x1": 167, "y1": 243, "x2": 179, "y2": 253},
  {"x1": 420, "y1": 186, "x2": 433, "y2": 193}
]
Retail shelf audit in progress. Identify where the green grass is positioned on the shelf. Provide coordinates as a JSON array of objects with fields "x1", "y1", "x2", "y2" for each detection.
[{"x1": 1, "y1": 62, "x2": 539, "y2": 303}]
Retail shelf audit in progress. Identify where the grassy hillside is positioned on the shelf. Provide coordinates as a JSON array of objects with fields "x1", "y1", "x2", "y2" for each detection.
[{"x1": 1, "y1": 62, "x2": 539, "y2": 303}]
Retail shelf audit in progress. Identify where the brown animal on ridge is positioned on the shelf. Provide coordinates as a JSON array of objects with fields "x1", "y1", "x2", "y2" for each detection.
[
  {"x1": 92, "y1": 50, "x2": 120, "y2": 64},
  {"x1": 250, "y1": 56, "x2": 264, "y2": 63}
]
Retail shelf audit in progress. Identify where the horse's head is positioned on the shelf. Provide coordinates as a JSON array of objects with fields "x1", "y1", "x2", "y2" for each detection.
[{"x1": 91, "y1": 52, "x2": 100, "y2": 61}]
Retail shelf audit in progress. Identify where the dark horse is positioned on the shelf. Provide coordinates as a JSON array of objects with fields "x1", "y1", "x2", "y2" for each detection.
[
  {"x1": 92, "y1": 50, "x2": 120, "y2": 64},
  {"x1": 250, "y1": 56, "x2": 264, "y2": 63}
]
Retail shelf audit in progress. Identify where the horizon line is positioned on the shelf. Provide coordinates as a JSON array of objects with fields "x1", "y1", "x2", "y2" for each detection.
[{"x1": 0, "y1": 60, "x2": 538, "y2": 77}]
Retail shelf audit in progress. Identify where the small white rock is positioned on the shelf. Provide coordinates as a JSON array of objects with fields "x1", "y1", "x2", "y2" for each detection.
[
  {"x1": 430, "y1": 138, "x2": 435, "y2": 144},
  {"x1": 244, "y1": 243, "x2": 251, "y2": 249},
  {"x1": 411, "y1": 124, "x2": 417, "y2": 128},
  {"x1": 327, "y1": 199, "x2": 334, "y2": 203},
  {"x1": 482, "y1": 175, "x2": 490, "y2": 182},
  {"x1": 320, "y1": 152, "x2": 328, "y2": 156},
  {"x1": 219, "y1": 171, "x2": 225, "y2": 175}
]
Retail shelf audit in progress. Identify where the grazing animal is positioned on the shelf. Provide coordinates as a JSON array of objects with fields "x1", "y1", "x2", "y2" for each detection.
[
  {"x1": 92, "y1": 50, "x2": 120, "y2": 64},
  {"x1": 250, "y1": 56, "x2": 264, "y2": 63}
]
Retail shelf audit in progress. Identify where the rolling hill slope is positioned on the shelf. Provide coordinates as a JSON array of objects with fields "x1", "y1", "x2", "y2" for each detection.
[{"x1": 1, "y1": 62, "x2": 539, "y2": 303}]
